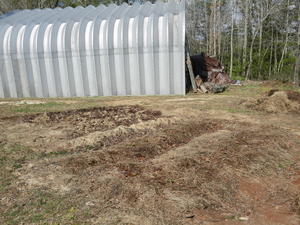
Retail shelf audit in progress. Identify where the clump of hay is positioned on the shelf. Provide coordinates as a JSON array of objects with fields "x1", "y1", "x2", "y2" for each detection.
[{"x1": 244, "y1": 90, "x2": 300, "y2": 113}]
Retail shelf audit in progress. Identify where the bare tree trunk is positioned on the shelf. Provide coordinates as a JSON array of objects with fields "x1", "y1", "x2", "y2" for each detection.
[
  {"x1": 258, "y1": 2, "x2": 263, "y2": 59},
  {"x1": 230, "y1": 0, "x2": 235, "y2": 78},
  {"x1": 246, "y1": 1, "x2": 276, "y2": 80},
  {"x1": 213, "y1": 0, "x2": 217, "y2": 56},
  {"x1": 208, "y1": 0, "x2": 217, "y2": 56},
  {"x1": 221, "y1": 36, "x2": 226, "y2": 64},
  {"x1": 273, "y1": 32, "x2": 278, "y2": 77},
  {"x1": 242, "y1": 0, "x2": 249, "y2": 78},
  {"x1": 259, "y1": 47, "x2": 270, "y2": 79},
  {"x1": 209, "y1": 3, "x2": 214, "y2": 55},
  {"x1": 217, "y1": 0, "x2": 222, "y2": 58},
  {"x1": 246, "y1": 31, "x2": 259, "y2": 80},
  {"x1": 258, "y1": 1, "x2": 264, "y2": 79},
  {"x1": 268, "y1": 25, "x2": 274, "y2": 79},
  {"x1": 238, "y1": 10, "x2": 243, "y2": 77},
  {"x1": 277, "y1": 0, "x2": 290, "y2": 76},
  {"x1": 294, "y1": 2, "x2": 300, "y2": 88},
  {"x1": 204, "y1": 0, "x2": 209, "y2": 54}
]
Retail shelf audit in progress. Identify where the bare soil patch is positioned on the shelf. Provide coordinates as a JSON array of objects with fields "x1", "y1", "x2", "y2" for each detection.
[
  {"x1": 23, "y1": 105, "x2": 162, "y2": 138},
  {"x1": 0, "y1": 105, "x2": 164, "y2": 155}
]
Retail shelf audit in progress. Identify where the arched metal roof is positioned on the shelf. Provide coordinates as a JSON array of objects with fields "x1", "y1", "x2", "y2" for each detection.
[{"x1": 0, "y1": 1, "x2": 185, "y2": 98}]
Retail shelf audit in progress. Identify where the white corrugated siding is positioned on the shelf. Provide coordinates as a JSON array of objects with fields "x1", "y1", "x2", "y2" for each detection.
[{"x1": 0, "y1": 1, "x2": 185, "y2": 98}]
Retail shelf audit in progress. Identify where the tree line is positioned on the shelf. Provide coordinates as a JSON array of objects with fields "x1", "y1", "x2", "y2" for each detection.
[
  {"x1": 186, "y1": 0, "x2": 300, "y2": 86},
  {"x1": 0, "y1": 0, "x2": 299, "y2": 86}
]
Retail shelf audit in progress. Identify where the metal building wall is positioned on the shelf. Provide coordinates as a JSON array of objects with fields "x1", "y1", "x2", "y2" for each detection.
[{"x1": 0, "y1": 1, "x2": 185, "y2": 98}]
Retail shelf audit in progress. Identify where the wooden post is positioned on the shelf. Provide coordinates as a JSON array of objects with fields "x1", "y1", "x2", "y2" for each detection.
[{"x1": 185, "y1": 37, "x2": 197, "y2": 92}]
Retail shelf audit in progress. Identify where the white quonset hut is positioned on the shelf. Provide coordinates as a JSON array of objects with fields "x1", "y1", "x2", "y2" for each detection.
[{"x1": 0, "y1": 1, "x2": 185, "y2": 98}]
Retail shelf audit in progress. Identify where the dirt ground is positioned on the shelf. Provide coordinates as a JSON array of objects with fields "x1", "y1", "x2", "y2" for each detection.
[{"x1": 1, "y1": 81, "x2": 300, "y2": 225}]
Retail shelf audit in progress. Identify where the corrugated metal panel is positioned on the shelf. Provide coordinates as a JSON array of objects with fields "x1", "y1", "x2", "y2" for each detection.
[{"x1": 0, "y1": 1, "x2": 185, "y2": 98}]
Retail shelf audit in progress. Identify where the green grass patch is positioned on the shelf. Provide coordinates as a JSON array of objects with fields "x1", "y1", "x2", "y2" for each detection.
[
  {"x1": 11, "y1": 102, "x2": 66, "y2": 113},
  {"x1": 2, "y1": 189, "x2": 84, "y2": 225},
  {"x1": 0, "y1": 143, "x2": 35, "y2": 193},
  {"x1": 222, "y1": 81, "x2": 300, "y2": 99},
  {"x1": 3, "y1": 100, "x2": 112, "y2": 118},
  {"x1": 39, "y1": 150, "x2": 70, "y2": 158},
  {"x1": 0, "y1": 143, "x2": 90, "y2": 224}
]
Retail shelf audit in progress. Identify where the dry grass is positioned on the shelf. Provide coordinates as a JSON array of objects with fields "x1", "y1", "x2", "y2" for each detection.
[
  {"x1": 244, "y1": 90, "x2": 300, "y2": 113},
  {"x1": 1, "y1": 81, "x2": 300, "y2": 225}
]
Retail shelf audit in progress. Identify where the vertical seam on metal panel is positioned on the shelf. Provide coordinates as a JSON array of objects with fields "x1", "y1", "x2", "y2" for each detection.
[
  {"x1": 65, "y1": 22, "x2": 77, "y2": 97},
  {"x1": 153, "y1": 15, "x2": 160, "y2": 95},
  {"x1": 138, "y1": 14, "x2": 145, "y2": 95},
  {"x1": 0, "y1": 26, "x2": 11, "y2": 98},
  {"x1": 123, "y1": 16, "x2": 131, "y2": 95},
  {"x1": 71, "y1": 22, "x2": 85, "y2": 97},
  {"x1": 168, "y1": 13, "x2": 175, "y2": 95},
  {"x1": 57, "y1": 23, "x2": 71, "y2": 97},
  {"x1": 100, "y1": 20, "x2": 112, "y2": 96}
]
